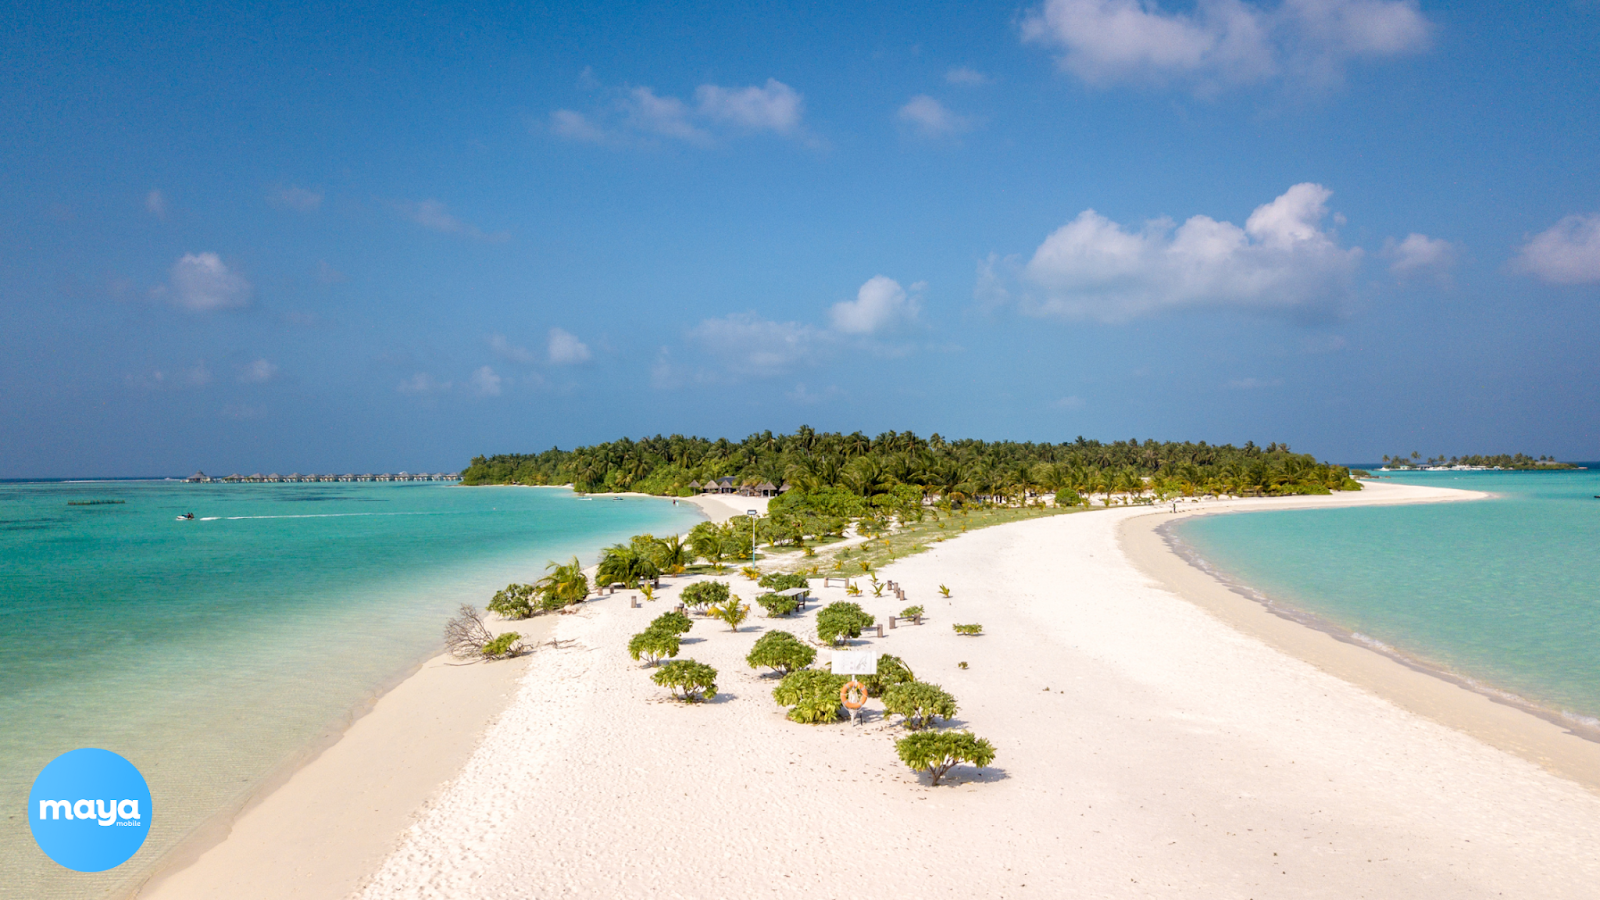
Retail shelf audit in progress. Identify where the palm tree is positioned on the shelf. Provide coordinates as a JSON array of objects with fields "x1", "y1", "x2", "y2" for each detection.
[
  {"x1": 534, "y1": 557, "x2": 590, "y2": 610},
  {"x1": 596, "y1": 545, "x2": 661, "y2": 588}
]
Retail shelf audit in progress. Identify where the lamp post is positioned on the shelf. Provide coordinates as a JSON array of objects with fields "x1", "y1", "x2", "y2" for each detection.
[{"x1": 747, "y1": 510, "x2": 759, "y2": 562}]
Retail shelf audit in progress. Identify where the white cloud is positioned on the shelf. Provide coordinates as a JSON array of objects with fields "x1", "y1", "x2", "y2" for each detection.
[
  {"x1": 1511, "y1": 214, "x2": 1600, "y2": 285},
  {"x1": 164, "y1": 253, "x2": 252, "y2": 312},
  {"x1": 1021, "y1": 0, "x2": 1432, "y2": 93},
  {"x1": 315, "y1": 260, "x2": 348, "y2": 285},
  {"x1": 220, "y1": 402, "x2": 265, "y2": 420},
  {"x1": 896, "y1": 95, "x2": 974, "y2": 138},
  {"x1": 787, "y1": 383, "x2": 841, "y2": 404},
  {"x1": 470, "y1": 365, "x2": 503, "y2": 396},
  {"x1": 1227, "y1": 376, "x2": 1284, "y2": 389},
  {"x1": 687, "y1": 312, "x2": 822, "y2": 376},
  {"x1": 829, "y1": 276, "x2": 921, "y2": 334},
  {"x1": 238, "y1": 359, "x2": 278, "y2": 383},
  {"x1": 552, "y1": 78, "x2": 810, "y2": 146},
  {"x1": 550, "y1": 109, "x2": 609, "y2": 142},
  {"x1": 946, "y1": 66, "x2": 993, "y2": 85},
  {"x1": 269, "y1": 185, "x2": 323, "y2": 212},
  {"x1": 1011, "y1": 183, "x2": 1362, "y2": 322},
  {"x1": 145, "y1": 189, "x2": 167, "y2": 219},
  {"x1": 695, "y1": 79, "x2": 804, "y2": 134},
  {"x1": 489, "y1": 334, "x2": 539, "y2": 365},
  {"x1": 129, "y1": 362, "x2": 211, "y2": 390},
  {"x1": 391, "y1": 199, "x2": 508, "y2": 242},
  {"x1": 397, "y1": 373, "x2": 451, "y2": 395},
  {"x1": 547, "y1": 327, "x2": 592, "y2": 365},
  {"x1": 1052, "y1": 395, "x2": 1087, "y2": 409},
  {"x1": 1382, "y1": 232, "x2": 1454, "y2": 275}
]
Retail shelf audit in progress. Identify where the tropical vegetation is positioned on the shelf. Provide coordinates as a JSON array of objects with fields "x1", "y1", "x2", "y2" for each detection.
[
  {"x1": 652, "y1": 659, "x2": 718, "y2": 702},
  {"x1": 883, "y1": 682, "x2": 958, "y2": 729},
  {"x1": 745, "y1": 630, "x2": 816, "y2": 675},
  {"x1": 815, "y1": 601, "x2": 874, "y2": 645},
  {"x1": 772, "y1": 668, "x2": 849, "y2": 724},
  {"x1": 895, "y1": 731, "x2": 996, "y2": 786}
]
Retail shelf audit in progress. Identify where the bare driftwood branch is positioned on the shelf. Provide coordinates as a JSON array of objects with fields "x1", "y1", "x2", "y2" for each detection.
[{"x1": 445, "y1": 604, "x2": 527, "y2": 661}]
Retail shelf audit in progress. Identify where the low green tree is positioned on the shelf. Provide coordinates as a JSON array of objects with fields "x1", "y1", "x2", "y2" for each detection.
[
  {"x1": 480, "y1": 632, "x2": 522, "y2": 659},
  {"x1": 628, "y1": 629, "x2": 680, "y2": 666},
  {"x1": 652, "y1": 659, "x2": 718, "y2": 702},
  {"x1": 488, "y1": 583, "x2": 538, "y2": 619},
  {"x1": 900, "y1": 605, "x2": 925, "y2": 619},
  {"x1": 756, "y1": 592, "x2": 798, "y2": 617},
  {"x1": 745, "y1": 630, "x2": 816, "y2": 675},
  {"x1": 709, "y1": 596, "x2": 750, "y2": 632},
  {"x1": 1055, "y1": 489, "x2": 1082, "y2": 508},
  {"x1": 895, "y1": 731, "x2": 995, "y2": 786},
  {"x1": 860, "y1": 654, "x2": 915, "y2": 698},
  {"x1": 883, "y1": 681, "x2": 958, "y2": 729},
  {"x1": 680, "y1": 580, "x2": 730, "y2": 613},
  {"x1": 649, "y1": 610, "x2": 693, "y2": 635},
  {"x1": 534, "y1": 557, "x2": 590, "y2": 611},
  {"x1": 816, "y1": 601, "x2": 874, "y2": 646},
  {"x1": 772, "y1": 669, "x2": 848, "y2": 724},
  {"x1": 596, "y1": 544, "x2": 661, "y2": 588},
  {"x1": 952, "y1": 623, "x2": 983, "y2": 635},
  {"x1": 757, "y1": 572, "x2": 809, "y2": 591}
]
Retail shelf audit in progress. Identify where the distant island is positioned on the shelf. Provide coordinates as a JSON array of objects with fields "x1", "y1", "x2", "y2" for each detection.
[
  {"x1": 1377, "y1": 453, "x2": 1577, "y2": 471},
  {"x1": 462, "y1": 429, "x2": 1363, "y2": 513}
]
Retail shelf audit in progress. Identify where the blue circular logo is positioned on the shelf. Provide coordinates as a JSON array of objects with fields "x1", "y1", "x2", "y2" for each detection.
[{"x1": 28, "y1": 748, "x2": 153, "y2": 872}]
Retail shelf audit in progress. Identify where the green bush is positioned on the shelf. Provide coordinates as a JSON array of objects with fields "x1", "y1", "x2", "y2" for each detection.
[
  {"x1": 681, "y1": 580, "x2": 730, "y2": 612},
  {"x1": 773, "y1": 669, "x2": 848, "y2": 723},
  {"x1": 649, "y1": 610, "x2": 693, "y2": 635},
  {"x1": 534, "y1": 558, "x2": 591, "y2": 611},
  {"x1": 628, "y1": 629, "x2": 680, "y2": 666},
  {"x1": 883, "y1": 681, "x2": 958, "y2": 729},
  {"x1": 709, "y1": 597, "x2": 750, "y2": 632},
  {"x1": 861, "y1": 653, "x2": 915, "y2": 698},
  {"x1": 952, "y1": 623, "x2": 983, "y2": 636},
  {"x1": 480, "y1": 632, "x2": 522, "y2": 659},
  {"x1": 1055, "y1": 490, "x2": 1083, "y2": 508},
  {"x1": 746, "y1": 630, "x2": 816, "y2": 675},
  {"x1": 895, "y1": 731, "x2": 996, "y2": 786},
  {"x1": 758, "y1": 572, "x2": 809, "y2": 591},
  {"x1": 652, "y1": 659, "x2": 718, "y2": 702},
  {"x1": 487, "y1": 583, "x2": 537, "y2": 619},
  {"x1": 756, "y1": 592, "x2": 799, "y2": 617},
  {"x1": 815, "y1": 601, "x2": 875, "y2": 646},
  {"x1": 900, "y1": 605, "x2": 924, "y2": 620}
]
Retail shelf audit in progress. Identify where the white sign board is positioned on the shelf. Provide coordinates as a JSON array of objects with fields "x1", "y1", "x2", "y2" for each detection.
[
  {"x1": 747, "y1": 510, "x2": 759, "y2": 517},
  {"x1": 832, "y1": 650, "x2": 879, "y2": 676}
]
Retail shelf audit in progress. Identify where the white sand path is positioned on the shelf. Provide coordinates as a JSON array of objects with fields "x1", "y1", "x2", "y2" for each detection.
[{"x1": 355, "y1": 481, "x2": 1600, "y2": 899}]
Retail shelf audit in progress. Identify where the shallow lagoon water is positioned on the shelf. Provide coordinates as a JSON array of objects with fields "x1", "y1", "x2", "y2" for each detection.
[
  {"x1": 1174, "y1": 469, "x2": 1600, "y2": 728},
  {"x1": 0, "y1": 480, "x2": 702, "y2": 898}
]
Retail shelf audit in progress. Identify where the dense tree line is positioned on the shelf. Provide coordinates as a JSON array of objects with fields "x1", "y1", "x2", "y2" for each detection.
[
  {"x1": 1379, "y1": 452, "x2": 1573, "y2": 470},
  {"x1": 462, "y1": 428, "x2": 1361, "y2": 502}
]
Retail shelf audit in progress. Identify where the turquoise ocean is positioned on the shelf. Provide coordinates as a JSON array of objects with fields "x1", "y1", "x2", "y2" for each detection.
[
  {"x1": 1171, "y1": 468, "x2": 1600, "y2": 733},
  {"x1": 0, "y1": 480, "x2": 702, "y2": 898}
]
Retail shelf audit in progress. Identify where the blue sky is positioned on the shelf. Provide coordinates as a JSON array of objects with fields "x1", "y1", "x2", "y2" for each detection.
[{"x1": 3, "y1": 0, "x2": 1598, "y2": 476}]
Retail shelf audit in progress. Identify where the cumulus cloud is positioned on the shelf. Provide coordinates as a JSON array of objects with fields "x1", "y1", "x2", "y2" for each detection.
[
  {"x1": 145, "y1": 189, "x2": 167, "y2": 219},
  {"x1": 162, "y1": 253, "x2": 253, "y2": 312},
  {"x1": 896, "y1": 95, "x2": 974, "y2": 137},
  {"x1": 470, "y1": 366, "x2": 503, "y2": 396},
  {"x1": 1510, "y1": 214, "x2": 1600, "y2": 285},
  {"x1": 1382, "y1": 232, "x2": 1454, "y2": 276},
  {"x1": 551, "y1": 78, "x2": 810, "y2": 146},
  {"x1": 129, "y1": 362, "x2": 211, "y2": 390},
  {"x1": 1008, "y1": 183, "x2": 1362, "y2": 322},
  {"x1": 391, "y1": 199, "x2": 509, "y2": 243},
  {"x1": 397, "y1": 373, "x2": 451, "y2": 395},
  {"x1": 269, "y1": 185, "x2": 323, "y2": 212},
  {"x1": 687, "y1": 312, "x2": 823, "y2": 376},
  {"x1": 1021, "y1": 0, "x2": 1432, "y2": 93},
  {"x1": 238, "y1": 359, "x2": 278, "y2": 383},
  {"x1": 829, "y1": 276, "x2": 922, "y2": 334},
  {"x1": 946, "y1": 66, "x2": 993, "y2": 85},
  {"x1": 547, "y1": 327, "x2": 592, "y2": 365},
  {"x1": 1052, "y1": 395, "x2": 1087, "y2": 409},
  {"x1": 489, "y1": 334, "x2": 539, "y2": 365}
]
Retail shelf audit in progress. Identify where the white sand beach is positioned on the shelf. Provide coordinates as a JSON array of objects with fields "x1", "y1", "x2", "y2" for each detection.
[{"x1": 140, "y1": 482, "x2": 1600, "y2": 899}]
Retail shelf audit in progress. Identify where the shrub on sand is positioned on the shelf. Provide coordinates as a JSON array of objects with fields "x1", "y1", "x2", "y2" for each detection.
[
  {"x1": 773, "y1": 669, "x2": 848, "y2": 724},
  {"x1": 653, "y1": 659, "x2": 718, "y2": 702},
  {"x1": 628, "y1": 629, "x2": 680, "y2": 666},
  {"x1": 895, "y1": 731, "x2": 995, "y2": 786},
  {"x1": 681, "y1": 580, "x2": 729, "y2": 613},
  {"x1": 745, "y1": 630, "x2": 816, "y2": 675},
  {"x1": 816, "y1": 601, "x2": 874, "y2": 646},
  {"x1": 883, "y1": 682, "x2": 958, "y2": 729},
  {"x1": 756, "y1": 592, "x2": 798, "y2": 617}
]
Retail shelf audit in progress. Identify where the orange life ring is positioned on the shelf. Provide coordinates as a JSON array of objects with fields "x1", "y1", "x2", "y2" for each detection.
[{"x1": 840, "y1": 680, "x2": 868, "y2": 710}]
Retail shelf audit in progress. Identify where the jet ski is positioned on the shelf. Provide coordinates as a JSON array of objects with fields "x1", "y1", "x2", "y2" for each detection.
[{"x1": 176, "y1": 513, "x2": 195, "y2": 520}]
